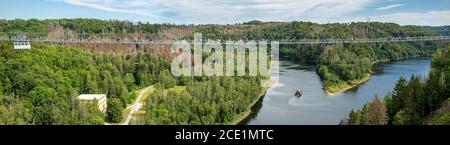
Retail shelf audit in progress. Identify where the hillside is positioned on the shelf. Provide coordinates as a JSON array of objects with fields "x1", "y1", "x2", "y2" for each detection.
[
  {"x1": 1, "y1": 19, "x2": 449, "y2": 94},
  {"x1": 0, "y1": 42, "x2": 170, "y2": 124},
  {"x1": 341, "y1": 46, "x2": 450, "y2": 125},
  {"x1": 0, "y1": 40, "x2": 264, "y2": 125},
  {"x1": 425, "y1": 98, "x2": 450, "y2": 125}
]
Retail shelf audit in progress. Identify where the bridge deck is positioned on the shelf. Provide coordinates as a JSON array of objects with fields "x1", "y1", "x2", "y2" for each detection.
[{"x1": 0, "y1": 36, "x2": 449, "y2": 45}]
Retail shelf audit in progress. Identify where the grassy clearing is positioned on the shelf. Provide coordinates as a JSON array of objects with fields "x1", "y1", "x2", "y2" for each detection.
[
  {"x1": 169, "y1": 86, "x2": 186, "y2": 93},
  {"x1": 326, "y1": 73, "x2": 371, "y2": 96}
]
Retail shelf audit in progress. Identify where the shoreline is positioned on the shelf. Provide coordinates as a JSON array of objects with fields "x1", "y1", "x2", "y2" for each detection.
[
  {"x1": 231, "y1": 59, "x2": 391, "y2": 124},
  {"x1": 324, "y1": 56, "x2": 427, "y2": 96},
  {"x1": 325, "y1": 73, "x2": 371, "y2": 96},
  {"x1": 324, "y1": 57, "x2": 418, "y2": 96},
  {"x1": 231, "y1": 57, "x2": 430, "y2": 124},
  {"x1": 230, "y1": 82, "x2": 273, "y2": 125}
]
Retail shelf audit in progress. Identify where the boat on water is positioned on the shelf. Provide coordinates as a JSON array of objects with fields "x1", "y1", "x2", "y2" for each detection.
[{"x1": 295, "y1": 90, "x2": 303, "y2": 97}]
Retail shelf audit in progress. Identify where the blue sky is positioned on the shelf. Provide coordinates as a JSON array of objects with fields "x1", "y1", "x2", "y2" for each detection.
[{"x1": 1, "y1": 0, "x2": 450, "y2": 26}]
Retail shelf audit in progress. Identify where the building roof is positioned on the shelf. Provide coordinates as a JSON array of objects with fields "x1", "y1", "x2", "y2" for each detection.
[{"x1": 77, "y1": 94, "x2": 107, "y2": 101}]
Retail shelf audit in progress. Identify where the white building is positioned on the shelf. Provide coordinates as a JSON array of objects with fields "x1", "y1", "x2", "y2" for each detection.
[
  {"x1": 14, "y1": 41, "x2": 31, "y2": 49},
  {"x1": 13, "y1": 34, "x2": 31, "y2": 50},
  {"x1": 77, "y1": 94, "x2": 107, "y2": 113}
]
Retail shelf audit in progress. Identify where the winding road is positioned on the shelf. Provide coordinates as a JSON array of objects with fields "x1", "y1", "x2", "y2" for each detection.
[{"x1": 105, "y1": 85, "x2": 154, "y2": 125}]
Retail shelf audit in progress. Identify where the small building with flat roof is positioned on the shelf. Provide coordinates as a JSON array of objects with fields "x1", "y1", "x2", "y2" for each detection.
[
  {"x1": 77, "y1": 94, "x2": 107, "y2": 113},
  {"x1": 13, "y1": 34, "x2": 31, "y2": 50}
]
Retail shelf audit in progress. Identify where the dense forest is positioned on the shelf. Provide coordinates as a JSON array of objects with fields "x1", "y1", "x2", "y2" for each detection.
[
  {"x1": 1, "y1": 19, "x2": 448, "y2": 93},
  {"x1": 0, "y1": 41, "x2": 264, "y2": 125},
  {"x1": 185, "y1": 21, "x2": 448, "y2": 93},
  {"x1": 1, "y1": 19, "x2": 449, "y2": 124},
  {"x1": 341, "y1": 46, "x2": 450, "y2": 125},
  {"x1": 145, "y1": 76, "x2": 262, "y2": 124},
  {"x1": 316, "y1": 41, "x2": 439, "y2": 93},
  {"x1": 0, "y1": 19, "x2": 267, "y2": 125},
  {"x1": 0, "y1": 42, "x2": 170, "y2": 124},
  {"x1": 0, "y1": 18, "x2": 174, "y2": 37}
]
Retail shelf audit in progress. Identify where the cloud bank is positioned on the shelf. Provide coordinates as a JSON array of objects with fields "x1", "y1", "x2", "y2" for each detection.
[
  {"x1": 63, "y1": 0, "x2": 372, "y2": 23},
  {"x1": 61, "y1": 0, "x2": 450, "y2": 26}
]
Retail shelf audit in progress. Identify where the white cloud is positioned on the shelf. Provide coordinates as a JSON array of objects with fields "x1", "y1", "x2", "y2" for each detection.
[
  {"x1": 62, "y1": 0, "x2": 373, "y2": 23},
  {"x1": 59, "y1": 0, "x2": 450, "y2": 26},
  {"x1": 63, "y1": 0, "x2": 163, "y2": 18},
  {"x1": 373, "y1": 10, "x2": 450, "y2": 26},
  {"x1": 340, "y1": 10, "x2": 450, "y2": 26},
  {"x1": 376, "y1": 4, "x2": 405, "y2": 11}
]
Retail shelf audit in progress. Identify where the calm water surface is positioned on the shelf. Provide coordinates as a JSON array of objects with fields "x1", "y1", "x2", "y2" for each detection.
[{"x1": 242, "y1": 58, "x2": 431, "y2": 125}]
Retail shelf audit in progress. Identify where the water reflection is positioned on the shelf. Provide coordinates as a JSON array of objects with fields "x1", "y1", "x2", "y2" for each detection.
[{"x1": 241, "y1": 58, "x2": 431, "y2": 125}]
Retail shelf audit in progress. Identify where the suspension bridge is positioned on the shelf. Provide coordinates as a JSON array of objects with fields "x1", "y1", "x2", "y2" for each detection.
[{"x1": 0, "y1": 33, "x2": 449, "y2": 45}]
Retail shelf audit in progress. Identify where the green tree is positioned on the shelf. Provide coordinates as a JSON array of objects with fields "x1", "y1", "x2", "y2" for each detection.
[
  {"x1": 124, "y1": 73, "x2": 136, "y2": 90},
  {"x1": 28, "y1": 86, "x2": 59, "y2": 125},
  {"x1": 106, "y1": 98, "x2": 123, "y2": 123},
  {"x1": 393, "y1": 110, "x2": 410, "y2": 125},
  {"x1": 347, "y1": 110, "x2": 361, "y2": 125},
  {"x1": 389, "y1": 77, "x2": 408, "y2": 120},
  {"x1": 0, "y1": 83, "x2": 2, "y2": 96},
  {"x1": 158, "y1": 70, "x2": 176, "y2": 89},
  {"x1": 384, "y1": 95, "x2": 394, "y2": 124},
  {"x1": 0, "y1": 96, "x2": 33, "y2": 125},
  {"x1": 77, "y1": 100, "x2": 104, "y2": 125}
]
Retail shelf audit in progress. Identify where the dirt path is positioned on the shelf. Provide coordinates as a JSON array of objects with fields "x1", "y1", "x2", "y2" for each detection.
[{"x1": 105, "y1": 85, "x2": 154, "y2": 125}]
